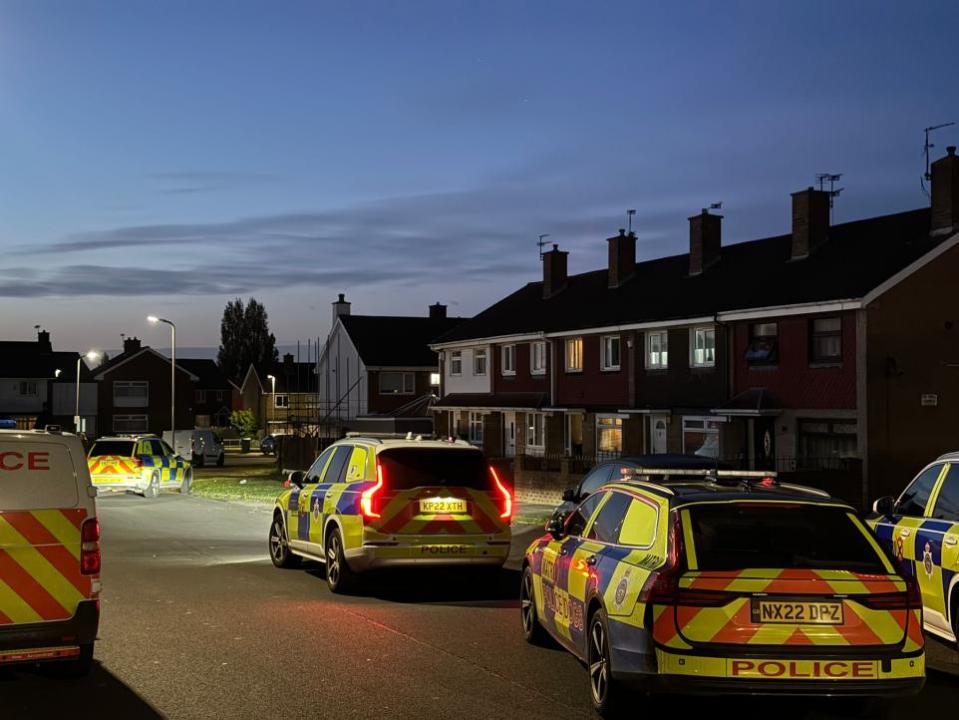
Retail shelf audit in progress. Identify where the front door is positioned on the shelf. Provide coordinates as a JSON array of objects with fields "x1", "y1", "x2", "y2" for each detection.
[
  {"x1": 650, "y1": 417, "x2": 667, "y2": 454},
  {"x1": 504, "y1": 413, "x2": 516, "y2": 457}
]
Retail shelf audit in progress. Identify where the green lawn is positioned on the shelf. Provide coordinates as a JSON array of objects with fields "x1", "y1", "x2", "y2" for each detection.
[{"x1": 191, "y1": 466, "x2": 286, "y2": 505}]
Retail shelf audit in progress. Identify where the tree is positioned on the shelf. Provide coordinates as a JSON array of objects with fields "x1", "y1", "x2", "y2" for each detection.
[
  {"x1": 217, "y1": 297, "x2": 279, "y2": 383},
  {"x1": 229, "y1": 410, "x2": 259, "y2": 438}
]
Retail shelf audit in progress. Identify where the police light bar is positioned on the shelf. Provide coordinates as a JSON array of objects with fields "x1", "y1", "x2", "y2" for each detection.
[
  {"x1": 622, "y1": 467, "x2": 778, "y2": 478},
  {"x1": 0, "y1": 419, "x2": 17, "y2": 429}
]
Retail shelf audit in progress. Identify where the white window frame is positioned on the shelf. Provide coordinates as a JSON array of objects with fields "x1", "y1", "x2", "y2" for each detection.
[
  {"x1": 113, "y1": 414, "x2": 148, "y2": 433},
  {"x1": 195, "y1": 389, "x2": 207, "y2": 403},
  {"x1": 473, "y1": 348, "x2": 488, "y2": 376},
  {"x1": 601, "y1": 335, "x2": 621, "y2": 371},
  {"x1": 468, "y1": 412, "x2": 484, "y2": 445},
  {"x1": 113, "y1": 380, "x2": 149, "y2": 407},
  {"x1": 215, "y1": 390, "x2": 225, "y2": 402},
  {"x1": 690, "y1": 326, "x2": 716, "y2": 368},
  {"x1": 449, "y1": 350, "x2": 462, "y2": 376},
  {"x1": 17, "y1": 381, "x2": 38, "y2": 396},
  {"x1": 527, "y1": 412, "x2": 545, "y2": 454},
  {"x1": 645, "y1": 330, "x2": 668, "y2": 369},
  {"x1": 530, "y1": 341, "x2": 547, "y2": 376},
  {"x1": 501, "y1": 345, "x2": 516, "y2": 376},
  {"x1": 681, "y1": 416, "x2": 722, "y2": 457},
  {"x1": 378, "y1": 371, "x2": 415, "y2": 395},
  {"x1": 274, "y1": 394, "x2": 289, "y2": 408},
  {"x1": 565, "y1": 337, "x2": 583, "y2": 373}
]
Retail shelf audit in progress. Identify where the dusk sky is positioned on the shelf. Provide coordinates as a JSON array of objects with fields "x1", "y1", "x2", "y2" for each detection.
[{"x1": 1, "y1": 0, "x2": 957, "y2": 356}]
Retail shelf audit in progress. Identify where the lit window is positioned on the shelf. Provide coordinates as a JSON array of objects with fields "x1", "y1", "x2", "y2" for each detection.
[
  {"x1": 429, "y1": 372, "x2": 440, "y2": 387},
  {"x1": 530, "y1": 342, "x2": 547, "y2": 375},
  {"x1": 691, "y1": 327, "x2": 716, "y2": 368},
  {"x1": 746, "y1": 322, "x2": 778, "y2": 366},
  {"x1": 473, "y1": 349, "x2": 487, "y2": 376},
  {"x1": 378, "y1": 371, "x2": 414, "y2": 395},
  {"x1": 274, "y1": 394, "x2": 289, "y2": 408},
  {"x1": 601, "y1": 336, "x2": 621, "y2": 371},
  {"x1": 565, "y1": 337, "x2": 583, "y2": 372},
  {"x1": 449, "y1": 351, "x2": 462, "y2": 376},
  {"x1": 810, "y1": 317, "x2": 842, "y2": 364},
  {"x1": 501, "y1": 345, "x2": 516, "y2": 375},
  {"x1": 646, "y1": 330, "x2": 668, "y2": 369},
  {"x1": 597, "y1": 416, "x2": 623, "y2": 459},
  {"x1": 527, "y1": 413, "x2": 545, "y2": 451}
]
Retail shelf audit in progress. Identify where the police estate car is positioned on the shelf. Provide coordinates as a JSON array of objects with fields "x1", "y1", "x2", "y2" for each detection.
[
  {"x1": 269, "y1": 435, "x2": 512, "y2": 593},
  {"x1": 870, "y1": 452, "x2": 959, "y2": 646},
  {"x1": 0, "y1": 428, "x2": 101, "y2": 675},
  {"x1": 87, "y1": 434, "x2": 192, "y2": 497},
  {"x1": 521, "y1": 470, "x2": 924, "y2": 715}
]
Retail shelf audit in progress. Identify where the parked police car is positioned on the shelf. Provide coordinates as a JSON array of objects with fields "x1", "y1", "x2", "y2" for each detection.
[
  {"x1": 0, "y1": 428, "x2": 101, "y2": 675},
  {"x1": 87, "y1": 434, "x2": 192, "y2": 497}
]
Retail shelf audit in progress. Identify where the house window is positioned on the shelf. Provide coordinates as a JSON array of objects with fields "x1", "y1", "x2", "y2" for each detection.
[
  {"x1": 429, "y1": 372, "x2": 440, "y2": 388},
  {"x1": 113, "y1": 414, "x2": 148, "y2": 433},
  {"x1": 601, "y1": 336, "x2": 621, "y2": 371},
  {"x1": 565, "y1": 413, "x2": 584, "y2": 456},
  {"x1": 468, "y1": 412, "x2": 484, "y2": 445},
  {"x1": 690, "y1": 327, "x2": 716, "y2": 367},
  {"x1": 17, "y1": 381, "x2": 38, "y2": 396},
  {"x1": 565, "y1": 337, "x2": 583, "y2": 372},
  {"x1": 746, "y1": 322, "x2": 778, "y2": 366},
  {"x1": 113, "y1": 381, "x2": 149, "y2": 407},
  {"x1": 810, "y1": 317, "x2": 842, "y2": 364},
  {"x1": 682, "y1": 417, "x2": 721, "y2": 458},
  {"x1": 449, "y1": 351, "x2": 462, "y2": 376},
  {"x1": 195, "y1": 390, "x2": 207, "y2": 403},
  {"x1": 797, "y1": 419, "x2": 857, "y2": 470},
  {"x1": 473, "y1": 349, "x2": 487, "y2": 376},
  {"x1": 597, "y1": 416, "x2": 624, "y2": 459},
  {"x1": 527, "y1": 413, "x2": 545, "y2": 453},
  {"x1": 215, "y1": 390, "x2": 225, "y2": 402},
  {"x1": 274, "y1": 394, "x2": 289, "y2": 408},
  {"x1": 501, "y1": 345, "x2": 516, "y2": 376},
  {"x1": 530, "y1": 341, "x2": 547, "y2": 375},
  {"x1": 378, "y1": 371, "x2": 414, "y2": 395},
  {"x1": 646, "y1": 330, "x2": 668, "y2": 369}
]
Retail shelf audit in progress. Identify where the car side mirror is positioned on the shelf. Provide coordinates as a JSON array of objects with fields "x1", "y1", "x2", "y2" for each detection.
[
  {"x1": 287, "y1": 470, "x2": 306, "y2": 489},
  {"x1": 872, "y1": 496, "x2": 896, "y2": 516},
  {"x1": 545, "y1": 510, "x2": 570, "y2": 540},
  {"x1": 561, "y1": 488, "x2": 576, "y2": 502}
]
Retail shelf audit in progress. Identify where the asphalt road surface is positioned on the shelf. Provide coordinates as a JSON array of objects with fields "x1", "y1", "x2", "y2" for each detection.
[{"x1": 2, "y1": 494, "x2": 957, "y2": 719}]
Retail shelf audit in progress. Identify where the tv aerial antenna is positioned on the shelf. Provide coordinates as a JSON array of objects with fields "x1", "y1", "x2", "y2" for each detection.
[
  {"x1": 701, "y1": 201, "x2": 722, "y2": 214},
  {"x1": 626, "y1": 209, "x2": 636, "y2": 234},
  {"x1": 922, "y1": 122, "x2": 955, "y2": 197},
  {"x1": 816, "y1": 173, "x2": 843, "y2": 222},
  {"x1": 537, "y1": 233, "x2": 551, "y2": 260}
]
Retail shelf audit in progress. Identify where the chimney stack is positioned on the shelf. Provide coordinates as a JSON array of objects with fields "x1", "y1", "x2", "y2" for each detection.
[
  {"x1": 123, "y1": 336, "x2": 141, "y2": 354},
  {"x1": 607, "y1": 229, "x2": 636, "y2": 288},
  {"x1": 36, "y1": 329, "x2": 52, "y2": 353},
  {"x1": 283, "y1": 353, "x2": 294, "y2": 369},
  {"x1": 931, "y1": 146, "x2": 959, "y2": 236},
  {"x1": 332, "y1": 293, "x2": 351, "y2": 325},
  {"x1": 429, "y1": 302, "x2": 447, "y2": 320},
  {"x1": 688, "y1": 210, "x2": 722, "y2": 276},
  {"x1": 791, "y1": 187, "x2": 830, "y2": 260},
  {"x1": 542, "y1": 244, "x2": 568, "y2": 299}
]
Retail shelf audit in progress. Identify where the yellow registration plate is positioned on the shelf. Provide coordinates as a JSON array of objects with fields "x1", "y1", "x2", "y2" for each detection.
[
  {"x1": 419, "y1": 498, "x2": 467, "y2": 514},
  {"x1": 753, "y1": 599, "x2": 843, "y2": 625}
]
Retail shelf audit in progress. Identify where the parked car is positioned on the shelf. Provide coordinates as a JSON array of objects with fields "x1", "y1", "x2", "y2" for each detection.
[
  {"x1": 261, "y1": 435, "x2": 277, "y2": 456},
  {"x1": 163, "y1": 429, "x2": 224, "y2": 467},
  {"x1": 88, "y1": 435, "x2": 192, "y2": 497}
]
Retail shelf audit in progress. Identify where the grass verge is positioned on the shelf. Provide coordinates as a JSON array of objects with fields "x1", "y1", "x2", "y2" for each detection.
[{"x1": 191, "y1": 471, "x2": 285, "y2": 505}]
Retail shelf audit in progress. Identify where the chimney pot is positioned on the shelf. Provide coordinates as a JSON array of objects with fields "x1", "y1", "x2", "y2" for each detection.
[
  {"x1": 542, "y1": 245, "x2": 569, "y2": 299},
  {"x1": 332, "y1": 293, "x2": 351, "y2": 324},
  {"x1": 123, "y1": 336, "x2": 142, "y2": 354},
  {"x1": 948, "y1": 146, "x2": 956, "y2": 156},
  {"x1": 607, "y1": 228, "x2": 637, "y2": 288},
  {"x1": 931, "y1": 147, "x2": 959, "y2": 235}
]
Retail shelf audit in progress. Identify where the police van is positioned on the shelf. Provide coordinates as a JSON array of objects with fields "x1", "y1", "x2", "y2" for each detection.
[{"x1": 0, "y1": 428, "x2": 101, "y2": 675}]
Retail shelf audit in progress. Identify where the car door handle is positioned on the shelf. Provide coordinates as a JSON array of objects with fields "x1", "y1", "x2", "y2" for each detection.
[
  {"x1": 899, "y1": 528, "x2": 911, "y2": 538},
  {"x1": 945, "y1": 535, "x2": 958, "y2": 547},
  {"x1": 585, "y1": 555, "x2": 597, "y2": 567}
]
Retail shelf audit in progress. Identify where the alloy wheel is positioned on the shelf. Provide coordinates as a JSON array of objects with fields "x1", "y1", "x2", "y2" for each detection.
[
  {"x1": 327, "y1": 533, "x2": 341, "y2": 587},
  {"x1": 521, "y1": 571, "x2": 535, "y2": 634},
  {"x1": 588, "y1": 618, "x2": 609, "y2": 706}
]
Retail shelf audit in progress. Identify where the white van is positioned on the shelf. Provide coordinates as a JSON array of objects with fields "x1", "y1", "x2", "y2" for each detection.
[
  {"x1": 163, "y1": 429, "x2": 225, "y2": 467},
  {"x1": 0, "y1": 428, "x2": 100, "y2": 675}
]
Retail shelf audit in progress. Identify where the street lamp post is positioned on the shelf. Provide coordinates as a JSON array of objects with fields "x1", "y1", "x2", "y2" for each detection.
[
  {"x1": 148, "y1": 316, "x2": 176, "y2": 437},
  {"x1": 266, "y1": 374, "x2": 276, "y2": 434},
  {"x1": 74, "y1": 351, "x2": 100, "y2": 432}
]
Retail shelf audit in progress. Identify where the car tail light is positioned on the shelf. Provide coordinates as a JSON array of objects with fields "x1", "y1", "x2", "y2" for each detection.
[
  {"x1": 676, "y1": 588, "x2": 737, "y2": 607},
  {"x1": 490, "y1": 465, "x2": 512, "y2": 520},
  {"x1": 132, "y1": 457, "x2": 143, "y2": 469},
  {"x1": 857, "y1": 576, "x2": 922, "y2": 610},
  {"x1": 361, "y1": 461, "x2": 385, "y2": 520},
  {"x1": 639, "y1": 512, "x2": 685, "y2": 604},
  {"x1": 80, "y1": 518, "x2": 101, "y2": 575}
]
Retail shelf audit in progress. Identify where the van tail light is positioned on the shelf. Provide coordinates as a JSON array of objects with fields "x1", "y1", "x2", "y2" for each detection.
[
  {"x1": 490, "y1": 465, "x2": 512, "y2": 520},
  {"x1": 80, "y1": 518, "x2": 101, "y2": 576},
  {"x1": 857, "y1": 576, "x2": 922, "y2": 610},
  {"x1": 639, "y1": 512, "x2": 685, "y2": 604},
  {"x1": 361, "y1": 462, "x2": 385, "y2": 520},
  {"x1": 131, "y1": 457, "x2": 143, "y2": 469}
]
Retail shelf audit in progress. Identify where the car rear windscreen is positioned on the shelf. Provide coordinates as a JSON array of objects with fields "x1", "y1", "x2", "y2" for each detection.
[
  {"x1": 378, "y1": 448, "x2": 491, "y2": 490},
  {"x1": 89, "y1": 440, "x2": 135, "y2": 457},
  {"x1": 686, "y1": 503, "x2": 886, "y2": 573},
  {"x1": 0, "y1": 442, "x2": 79, "y2": 511}
]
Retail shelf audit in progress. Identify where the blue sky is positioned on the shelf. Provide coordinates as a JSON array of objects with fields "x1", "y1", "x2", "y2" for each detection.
[{"x1": 0, "y1": 0, "x2": 957, "y2": 354}]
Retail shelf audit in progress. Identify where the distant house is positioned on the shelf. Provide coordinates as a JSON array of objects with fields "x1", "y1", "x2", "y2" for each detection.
[
  {"x1": 0, "y1": 329, "x2": 97, "y2": 433},
  {"x1": 238, "y1": 355, "x2": 319, "y2": 437},
  {"x1": 93, "y1": 337, "x2": 198, "y2": 436},
  {"x1": 316, "y1": 295, "x2": 466, "y2": 433},
  {"x1": 177, "y1": 359, "x2": 237, "y2": 429}
]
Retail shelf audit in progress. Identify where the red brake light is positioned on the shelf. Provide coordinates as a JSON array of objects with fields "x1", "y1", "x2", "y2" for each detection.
[
  {"x1": 490, "y1": 465, "x2": 512, "y2": 520},
  {"x1": 639, "y1": 512, "x2": 685, "y2": 604},
  {"x1": 132, "y1": 457, "x2": 143, "y2": 469},
  {"x1": 361, "y1": 462, "x2": 385, "y2": 520},
  {"x1": 857, "y1": 576, "x2": 922, "y2": 610},
  {"x1": 80, "y1": 518, "x2": 101, "y2": 575}
]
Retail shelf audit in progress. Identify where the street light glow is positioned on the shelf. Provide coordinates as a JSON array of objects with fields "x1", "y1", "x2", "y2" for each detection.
[
  {"x1": 147, "y1": 315, "x2": 159, "y2": 324},
  {"x1": 86, "y1": 350, "x2": 101, "y2": 362}
]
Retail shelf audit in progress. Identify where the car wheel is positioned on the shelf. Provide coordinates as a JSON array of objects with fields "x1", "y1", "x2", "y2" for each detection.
[
  {"x1": 269, "y1": 513, "x2": 300, "y2": 568},
  {"x1": 325, "y1": 526, "x2": 357, "y2": 594},
  {"x1": 588, "y1": 608, "x2": 625, "y2": 718},
  {"x1": 521, "y1": 566, "x2": 548, "y2": 645},
  {"x1": 180, "y1": 468, "x2": 192, "y2": 494},
  {"x1": 216, "y1": 453, "x2": 225, "y2": 467},
  {"x1": 952, "y1": 592, "x2": 959, "y2": 653},
  {"x1": 143, "y1": 472, "x2": 159, "y2": 499}
]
